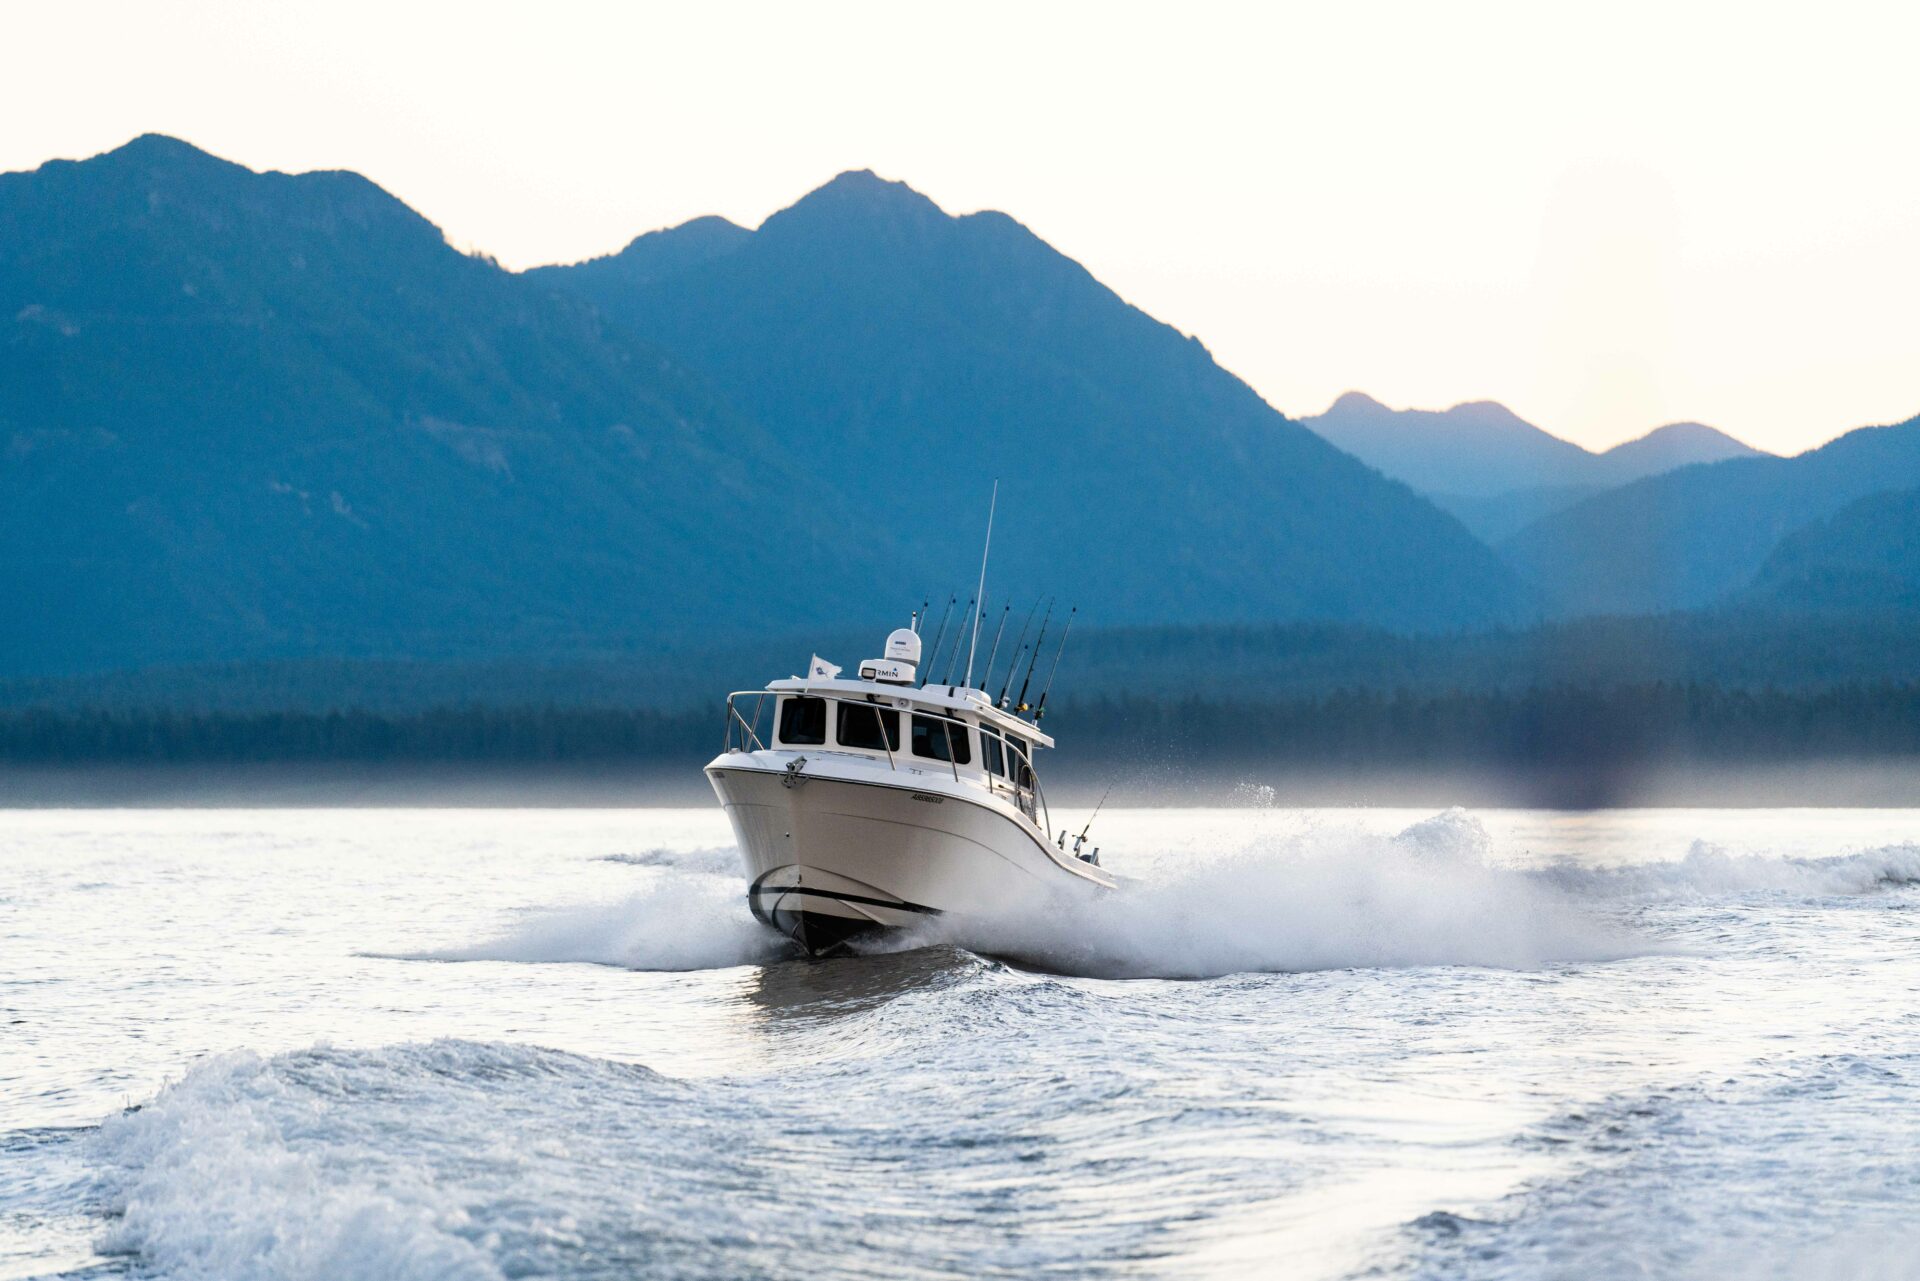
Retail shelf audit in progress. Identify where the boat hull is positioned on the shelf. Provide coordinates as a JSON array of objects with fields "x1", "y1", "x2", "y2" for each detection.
[{"x1": 706, "y1": 756, "x2": 1107, "y2": 956}]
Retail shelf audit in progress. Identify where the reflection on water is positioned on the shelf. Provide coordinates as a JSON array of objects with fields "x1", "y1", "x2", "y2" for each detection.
[{"x1": 747, "y1": 945, "x2": 981, "y2": 1023}]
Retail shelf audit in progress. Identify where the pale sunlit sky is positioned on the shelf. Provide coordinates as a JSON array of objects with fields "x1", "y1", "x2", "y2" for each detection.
[{"x1": 5, "y1": 0, "x2": 1917, "y2": 454}]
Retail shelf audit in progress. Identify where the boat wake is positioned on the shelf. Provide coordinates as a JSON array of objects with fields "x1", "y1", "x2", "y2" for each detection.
[
  {"x1": 89, "y1": 1042, "x2": 673, "y2": 1281},
  {"x1": 403, "y1": 811, "x2": 1920, "y2": 982},
  {"x1": 405, "y1": 864, "x2": 787, "y2": 972},
  {"x1": 80, "y1": 1027, "x2": 1286, "y2": 1281},
  {"x1": 891, "y1": 809, "x2": 1651, "y2": 979},
  {"x1": 1408, "y1": 1051, "x2": 1920, "y2": 1280},
  {"x1": 596, "y1": 846, "x2": 738, "y2": 874},
  {"x1": 1543, "y1": 840, "x2": 1920, "y2": 900}
]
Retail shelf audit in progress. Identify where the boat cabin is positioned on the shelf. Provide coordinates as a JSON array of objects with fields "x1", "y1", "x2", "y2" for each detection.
[
  {"x1": 769, "y1": 688, "x2": 1038, "y2": 781},
  {"x1": 721, "y1": 628, "x2": 1052, "y2": 823}
]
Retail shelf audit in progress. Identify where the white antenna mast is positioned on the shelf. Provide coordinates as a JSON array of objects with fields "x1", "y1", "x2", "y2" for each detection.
[{"x1": 963, "y1": 480, "x2": 998, "y2": 690}]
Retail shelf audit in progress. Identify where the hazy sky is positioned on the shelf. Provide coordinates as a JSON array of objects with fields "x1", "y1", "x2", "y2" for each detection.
[{"x1": 6, "y1": 0, "x2": 1916, "y2": 454}]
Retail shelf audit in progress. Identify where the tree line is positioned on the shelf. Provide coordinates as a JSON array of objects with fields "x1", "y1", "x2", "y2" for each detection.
[
  {"x1": 3, "y1": 682, "x2": 1917, "y2": 767},
  {"x1": 9, "y1": 610, "x2": 1920, "y2": 717},
  {"x1": 1061, "y1": 681, "x2": 1920, "y2": 767}
]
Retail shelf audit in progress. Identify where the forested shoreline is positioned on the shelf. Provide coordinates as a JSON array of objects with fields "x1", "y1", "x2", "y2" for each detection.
[{"x1": 6, "y1": 681, "x2": 1917, "y2": 769}]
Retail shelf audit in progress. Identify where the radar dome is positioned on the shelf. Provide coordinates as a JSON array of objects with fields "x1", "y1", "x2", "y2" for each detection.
[{"x1": 885, "y1": 628, "x2": 922, "y2": 666}]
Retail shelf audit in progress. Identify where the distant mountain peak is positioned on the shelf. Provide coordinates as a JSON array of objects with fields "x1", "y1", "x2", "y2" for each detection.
[
  {"x1": 73, "y1": 133, "x2": 246, "y2": 179},
  {"x1": 1302, "y1": 394, "x2": 1591, "y2": 498},
  {"x1": 526, "y1": 213, "x2": 751, "y2": 287},
  {"x1": 670, "y1": 212, "x2": 747, "y2": 236},
  {"x1": 812, "y1": 168, "x2": 917, "y2": 199},
  {"x1": 607, "y1": 214, "x2": 749, "y2": 262},
  {"x1": 59, "y1": 134, "x2": 441, "y2": 253},
  {"x1": 109, "y1": 132, "x2": 216, "y2": 160},
  {"x1": 1303, "y1": 390, "x2": 1782, "y2": 510},
  {"x1": 1445, "y1": 399, "x2": 1533, "y2": 425},
  {"x1": 1321, "y1": 393, "x2": 1530, "y2": 431},
  {"x1": 35, "y1": 133, "x2": 414, "y2": 215},
  {"x1": 527, "y1": 171, "x2": 947, "y2": 283},
  {"x1": 1631, "y1": 421, "x2": 1754, "y2": 449},
  {"x1": 1594, "y1": 421, "x2": 1766, "y2": 476},
  {"x1": 762, "y1": 168, "x2": 947, "y2": 239}
]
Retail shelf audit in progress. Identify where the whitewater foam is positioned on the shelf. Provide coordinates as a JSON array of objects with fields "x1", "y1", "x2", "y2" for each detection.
[
  {"x1": 413, "y1": 857, "x2": 784, "y2": 971},
  {"x1": 92, "y1": 1046, "x2": 512, "y2": 1281},
  {"x1": 596, "y1": 846, "x2": 738, "y2": 875},
  {"x1": 1547, "y1": 840, "x2": 1920, "y2": 900},
  {"x1": 83, "y1": 1034, "x2": 1228, "y2": 1280},
  {"x1": 404, "y1": 811, "x2": 1920, "y2": 983},
  {"x1": 897, "y1": 809, "x2": 1647, "y2": 979}
]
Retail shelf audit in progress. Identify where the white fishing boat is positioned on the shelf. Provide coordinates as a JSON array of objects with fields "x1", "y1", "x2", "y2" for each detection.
[
  {"x1": 705, "y1": 624, "x2": 1114, "y2": 955},
  {"x1": 705, "y1": 488, "x2": 1115, "y2": 955}
]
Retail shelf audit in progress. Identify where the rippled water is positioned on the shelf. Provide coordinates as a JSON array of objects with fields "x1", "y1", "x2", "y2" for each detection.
[{"x1": 4, "y1": 805, "x2": 1919, "y2": 1279}]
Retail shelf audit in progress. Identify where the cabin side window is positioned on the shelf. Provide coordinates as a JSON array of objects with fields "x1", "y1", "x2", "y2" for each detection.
[
  {"x1": 1006, "y1": 737, "x2": 1035, "y2": 789},
  {"x1": 777, "y1": 696, "x2": 827, "y2": 746},
  {"x1": 836, "y1": 702, "x2": 901, "y2": 752},
  {"x1": 910, "y1": 714, "x2": 972, "y2": 765},
  {"x1": 982, "y1": 730, "x2": 1006, "y2": 777}
]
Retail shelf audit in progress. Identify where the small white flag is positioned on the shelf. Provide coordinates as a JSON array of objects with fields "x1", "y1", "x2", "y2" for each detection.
[{"x1": 808, "y1": 654, "x2": 842, "y2": 680}]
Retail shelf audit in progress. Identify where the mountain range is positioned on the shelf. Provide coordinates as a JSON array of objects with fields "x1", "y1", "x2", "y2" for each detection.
[
  {"x1": 1297, "y1": 391, "x2": 1920, "y2": 616},
  {"x1": 6, "y1": 134, "x2": 1920, "y2": 688},
  {"x1": 1, "y1": 137, "x2": 1526, "y2": 677},
  {"x1": 1749, "y1": 488, "x2": 1920, "y2": 612},
  {"x1": 1300, "y1": 393, "x2": 1767, "y2": 542},
  {"x1": 0, "y1": 135, "x2": 884, "y2": 675},
  {"x1": 1502, "y1": 416, "x2": 1920, "y2": 616},
  {"x1": 530, "y1": 171, "x2": 1531, "y2": 633}
]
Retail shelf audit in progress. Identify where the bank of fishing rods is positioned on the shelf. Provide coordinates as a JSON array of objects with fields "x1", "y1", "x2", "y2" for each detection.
[{"x1": 911, "y1": 593, "x2": 1077, "y2": 723}]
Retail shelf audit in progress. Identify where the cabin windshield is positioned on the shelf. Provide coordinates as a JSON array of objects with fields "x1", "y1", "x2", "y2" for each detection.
[
  {"x1": 910, "y1": 713, "x2": 971, "y2": 765},
  {"x1": 724, "y1": 687, "x2": 1049, "y2": 834},
  {"x1": 837, "y1": 702, "x2": 901, "y2": 752},
  {"x1": 777, "y1": 695, "x2": 827, "y2": 746}
]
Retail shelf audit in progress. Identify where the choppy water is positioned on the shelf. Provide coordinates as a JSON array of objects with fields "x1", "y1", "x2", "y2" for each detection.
[{"x1": 4, "y1": 804, "x2": 1919, "y2": 1280}]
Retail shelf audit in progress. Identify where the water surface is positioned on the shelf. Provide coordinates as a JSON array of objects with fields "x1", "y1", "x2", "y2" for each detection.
[{"x1": 3, "y1": 805, "x2": 1918, "y2": 1279}]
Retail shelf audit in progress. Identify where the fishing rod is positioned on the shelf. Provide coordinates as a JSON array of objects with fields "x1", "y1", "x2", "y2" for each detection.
[
  {"x1": 1033, "y1": 605, "x2": 1076, "y2": 722},
  {"x1": 979, "y1": 600, "x2": 1011, "y2": 694},
  {"x1": 962, "y1": 480, "x2": 997, "y2": 690},
  {"x1": 941, "y1": 596, "x2": 975, "y2": 686},
  {"x1": 997, "y1": 600, "x2": 1041, "y2": 708},
  {"x1": 920, "y1": 594, "x2": 955, "y2": 687},
  {"x1": 1072, "y1": 782, "x2": 1114, "y2": 855},
  {"x1": 1015, "y1": 598, "x2": 1054, "y2": 713}
]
